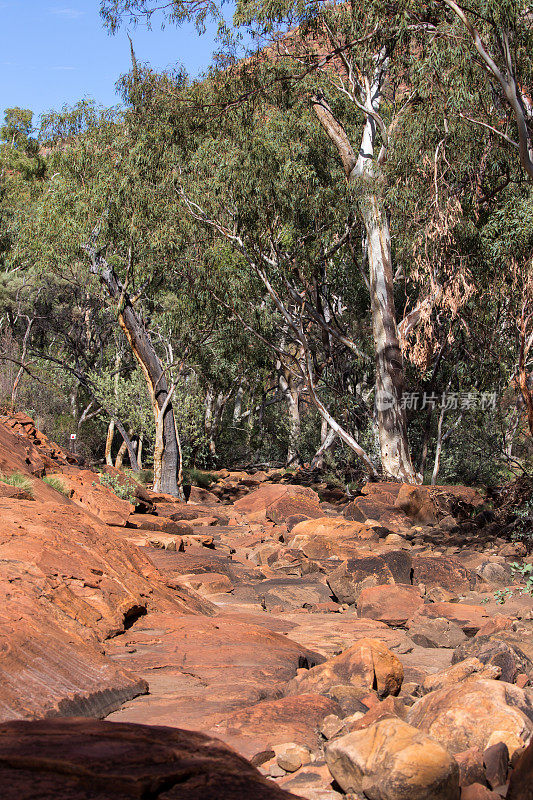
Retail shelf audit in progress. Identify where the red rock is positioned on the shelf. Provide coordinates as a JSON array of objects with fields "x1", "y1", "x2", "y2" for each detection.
[
  {"x1": 179, "y1": 572, "x2": 234, "y2": 595},
  {"x1": 100, "y1": 465, "x2": 154, "y2": 512},
  {"x1": 476, "y1": 616, "x2": 514, "y2": 637},
  {"x1": 357, "y1": 584, "x2": 424, "y2": 627},
  {"x1": 0, "y1": 480, "x2": 33, "y2": 500},
  {"x1": 128, "y1": 513, "x2": 194, "y2": 535},
  {"x1": 508, "y1": 737, "x2": 533, "y2": 800},
  {"x1": 360, "y1": 482, "x2": 402, "y2": 501},
  {"x1": 344, "y1": 695, "x2": 407, "y2": 732},
  {"x1": 188, "y1": 485, "x2": 221, "y2": 505},
  {"x1": 266, "y1": 492, "x2": 323, "y2": 523},
  {"x1": 105, "y1": 612, "x2": 325, "y2": 733},
  {"x1": 0, "y1": 497, "x2": 212, "y2": 722},
  {"x1": 327, "y1": 556, "x2": 395, "y2": 605},
  {"x1": 343, "y1": 496, "x2": 410, "y2": 529},
  {"x1": 407, "y1": 678, "x2": 533, "y2": 755},
  {"x1": 0, "y1": 718, "x2": 300, "y2": 799},
  {"x1": 483, "y1": 742, "x2": 509, "y2": 789}
]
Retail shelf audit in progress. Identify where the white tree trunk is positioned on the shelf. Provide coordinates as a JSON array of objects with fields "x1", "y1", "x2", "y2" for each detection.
[{"x1": 362, "y1": 197, "x2": 417, "y2": 482}]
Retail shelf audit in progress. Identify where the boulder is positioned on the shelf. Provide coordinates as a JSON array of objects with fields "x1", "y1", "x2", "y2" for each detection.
[
  {"x1": 412, "y1": 555, "x2": 475, "y2": 593},
  {"x1": 327, "y1": 556, "x2": 395, "y2": 605},
  {"x1": 421, "y1": 658, "x2": 502, "y2": 694},
  {"x1": 287, "y1": 638, "x2": 403, "y2": 700},
  {"x1": 209, "y1": 693, "x2": 340, "y2": 760},
  {"x1": 357, "y1": 584, "x2": 424, "y2": 626},
  {"x1": 407, "y1": 610, "x2": 467, "y2": 649},
  {"x1": 343, "y1": 496, "x2": 410, "y2": 529},
  {"x1": 179, "y1": 572, "x2": 234, "y2": 596},
  {"x1": 0, "y1": 718, "x2": 301, "y2": 800},
  {"x1": 258, "y1": 577, "x2": 333, "y2": 611},
  {"x1": 233, "y1": 484, "x2": 320, "y2": 520},
  {"x1": 360, "y1": 482, "x2": 402, "y2": 501},
  {"x1": 407, "y1": 678, "x2": 533, "y2": 754},
  {"x1": 325, "y1": 717, "x2": 460, "y2": 800},
  {"x1": 266, "y1": 493, "x2": 323, "y2": 524},
  {"x1": 411, "y1": 602, "x2": 498, "y2": 636},
  {"x1": 394, "y1": 485, "x2": 438, "y2": 523}
]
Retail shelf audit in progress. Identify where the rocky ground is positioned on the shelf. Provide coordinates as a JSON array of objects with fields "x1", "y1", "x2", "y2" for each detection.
[{"x1": 0, "y1": 412, "x2": 532, "y2": 799}]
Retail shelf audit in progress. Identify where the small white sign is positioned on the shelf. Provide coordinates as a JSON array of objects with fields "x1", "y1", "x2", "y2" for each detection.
[{"x1": 70, "y1": 434, "x2": 77, "y2": 440}]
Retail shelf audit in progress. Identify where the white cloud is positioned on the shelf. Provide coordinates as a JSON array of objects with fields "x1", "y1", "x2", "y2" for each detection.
[
  {"x1": 50, "y1": 65, "x2": 77, "y2": 71},
  {"x1": 49, "y1": 7, "x2": 84, "y2": 19}
]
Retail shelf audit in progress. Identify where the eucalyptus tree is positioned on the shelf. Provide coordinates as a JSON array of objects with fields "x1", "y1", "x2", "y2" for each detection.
[{"x1": 411, "y1": 0, "x2": 533, "y2": 440}]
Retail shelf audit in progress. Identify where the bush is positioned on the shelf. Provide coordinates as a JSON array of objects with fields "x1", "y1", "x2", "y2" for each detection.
[
  {"x1": 42, "y1": 475, "x2": 70, "y2": 496},
  {"x1": 184, "y1": 467, "x2": 216, "y2": 489},
  {"x1": 97, "y1": 472, "x2": 137, "y2": 504},
  {"x1": 0, "y1": 470, "x2": 34, "y2": 497}
]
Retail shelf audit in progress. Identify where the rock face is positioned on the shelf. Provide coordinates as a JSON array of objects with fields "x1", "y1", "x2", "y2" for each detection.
[
  {"x1": 0, "y1": 498, "x2": 212, "y2": 722},
  {"x1": 325, "y1": 717, "x2": 460, "y2": 800},
  {"x1": 0, "y1": 718, "x2": 301, "y2": 800},
  {"x1": 407, "y1": 678, "x2": 533, "y2": 754}
]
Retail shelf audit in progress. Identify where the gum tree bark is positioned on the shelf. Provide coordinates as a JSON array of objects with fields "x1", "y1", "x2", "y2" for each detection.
[
  {"x1": 84, "y1": 238, "x2": 180, "y2": 495},
  {"x1": 312, "y1": 63, "x2": 418, "y2": 483}
]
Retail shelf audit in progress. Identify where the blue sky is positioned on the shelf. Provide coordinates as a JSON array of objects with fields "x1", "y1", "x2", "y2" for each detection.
[{"x1": 0, "y1": 1, "x2": 225, "y2": 125}]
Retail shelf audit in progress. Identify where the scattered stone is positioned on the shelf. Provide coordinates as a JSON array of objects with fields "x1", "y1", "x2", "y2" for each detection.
[
  {"x1": 275, "y1": 742, "x2": 312, "y2": 772},
  {"x1": 452, "y1": 637, "x2": 533, "y2": 684}
]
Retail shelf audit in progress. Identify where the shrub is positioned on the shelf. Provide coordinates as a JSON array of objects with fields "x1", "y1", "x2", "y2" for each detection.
[
  {"x1": 0, "y1": 471, "x2": 34, "y2": 497},
  {"x1": 184, "y1": 467, "x2": 216, "y2": 489},
  {"x1": 42, "y1": 475, "x2": 69, "y2": 496},
  {"x1": 97, "y1": 472, "x2": 137, "y2": 504}
]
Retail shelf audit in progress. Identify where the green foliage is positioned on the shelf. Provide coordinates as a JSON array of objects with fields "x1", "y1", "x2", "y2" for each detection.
[
  {"x1": 0, "y1": 471, "x2": 34, "y2": 496},
  {"x1": 184, "y1": 467, "x2": 217, "y2": 488},
  {"x1": 42, "y1": 475, "x2": 70, "y2": 495},
  {"x1": 494, "y1": 562, "x2": 533, "y2": 604},
  {"x1": 97, "y1": 472, "x2": 137, "y2": 504}
]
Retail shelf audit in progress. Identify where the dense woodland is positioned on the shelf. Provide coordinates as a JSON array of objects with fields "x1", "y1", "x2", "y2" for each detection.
[{"x1": 1, "y1": 0, "x2": 533, "y2": 494}]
